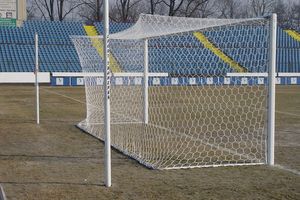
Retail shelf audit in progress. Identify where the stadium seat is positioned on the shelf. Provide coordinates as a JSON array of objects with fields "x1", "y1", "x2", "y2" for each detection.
[{"x1": 0, "y1": 21, "x2": 299, "y2": 73}]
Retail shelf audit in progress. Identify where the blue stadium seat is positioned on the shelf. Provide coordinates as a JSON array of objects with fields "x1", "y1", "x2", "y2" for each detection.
[{"x1": 0, "y1": 21, "x2": 299, "y2": 73}]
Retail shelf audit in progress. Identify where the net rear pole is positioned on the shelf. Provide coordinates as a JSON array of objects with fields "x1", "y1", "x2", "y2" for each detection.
[
  {"x1": 35, "y1": 33, "x2": 40, "y2": 125},
  {"x1": 144, "y1": 39, "x2": 149, "y2": 124},
  {"x1": 267, "y1": 13, "x2": 277, "y2": 166},
  {"x1": 103, "y1": 0, "x2": 111, "y2": 187}
]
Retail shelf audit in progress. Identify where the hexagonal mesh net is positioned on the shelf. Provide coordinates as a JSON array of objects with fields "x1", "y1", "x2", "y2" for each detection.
[{"x1": 72, "y1": 14, "x2": 270, "y2": 169}]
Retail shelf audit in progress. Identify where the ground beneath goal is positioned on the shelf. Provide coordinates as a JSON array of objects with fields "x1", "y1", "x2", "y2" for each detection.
[{"x1": 0, "y1": 85, "x2": 299, "y2": 199}]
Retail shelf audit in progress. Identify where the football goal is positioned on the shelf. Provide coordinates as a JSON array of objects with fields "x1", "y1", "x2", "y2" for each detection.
[{"x1": 72, "y1": 14, "x2": 276, "y2": 170}]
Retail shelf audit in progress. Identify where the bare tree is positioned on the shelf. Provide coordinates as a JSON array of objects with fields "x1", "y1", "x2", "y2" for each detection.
[
  {"x1": 290, "y1": 2, "x2": 300, "y2": 28},
  {"x1": 196, "y1": 0, "x2": 216, "y2": 18},
  {"x1": 79, "y1": 0, "x2": 103, "y2": 23},
  {"x1": 162, "y1": 0, "x2": 184, "y2": 16},
  {"x1": 56, "y1": 0, "x2": 86, "y2": 21},
  {"x1": 181, "y1": 0, "x2": 215, "y2": 17},
  {"x1": 31, "y1": 0, "x2": 85, "y2": 21},
  {"x1": 273, "y1": 0, "x2": 289, "y2": 27},
  {"x1": 33, "y1": 0, "x2": 55, "y2": 20},
  {"x1": 275, "y1": 0, "x2": 300, "y2": 29},
  {"x1": 26, "y1": 2, "x2": 37, "y2": 20},
  {"x1": 111, "y1": 0, "x2": 142, "y2": 22},
  {"x1": 250, "y1": 0, "x2": 275, "y2": 17},
  {"x1": 216, "y1": 0, "x2": 240, "y2": 18},
  {"x1": 149, "y1": 0, "x2": 163, "y2": 14}
]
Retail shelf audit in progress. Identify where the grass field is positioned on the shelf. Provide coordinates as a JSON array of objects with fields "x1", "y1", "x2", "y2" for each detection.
[{"x1": 0, "y1": 85, "x2": 299, "y2": 199}]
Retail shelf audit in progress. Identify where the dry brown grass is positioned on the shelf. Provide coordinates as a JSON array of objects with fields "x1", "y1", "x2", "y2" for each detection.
[{"x1": 0, "y1": 85, "x2": 299, "y2": 200}]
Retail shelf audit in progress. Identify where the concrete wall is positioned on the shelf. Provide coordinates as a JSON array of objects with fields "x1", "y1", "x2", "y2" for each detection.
[
  {"x1": 0, "y1": 72, "x2": 299, "y2": 85},
  {"x1": 0, "y1": 72, "x2": 50, "y2": 83},
  {"x1": 17, "y1": 0, "x2": 26, "y2": 26}
]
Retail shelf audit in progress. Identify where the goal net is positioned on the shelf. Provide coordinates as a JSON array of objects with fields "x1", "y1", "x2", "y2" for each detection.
[{"x1": 72, "y1": 14, "x2": 272, "y2": 169}]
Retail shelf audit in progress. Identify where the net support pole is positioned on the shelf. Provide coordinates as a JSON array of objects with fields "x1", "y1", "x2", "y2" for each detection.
[
  {"x1": 143, "y1": 39, "x2": 149, "y2": 124},
  {"x1": 267, "y1": 13, "x2": 277, "y2": 166},
  {"x1": 103, "y1": 0, "x2": 111, "y2": 187},
  {"x1": 35, "y1": 33, "x2": 40, "y2": 125}
]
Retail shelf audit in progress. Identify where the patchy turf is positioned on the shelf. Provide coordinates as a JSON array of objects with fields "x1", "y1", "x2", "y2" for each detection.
[{"x1": 0, "y1": 85, "x2": 299, "y2": 200}]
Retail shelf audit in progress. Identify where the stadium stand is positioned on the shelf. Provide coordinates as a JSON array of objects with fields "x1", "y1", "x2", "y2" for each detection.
[
  {"x1": 0, "y1": 21, "x2": 85, "y2": 72},
  {"x1": 94, "y1": 22, "x2": 132, "y2": 34},
  {"x1": 277, "y1": 29, "x2": 300, "y2": 72},
  {"x1": 203, "y1": 26, "x2": 269, "y2": 73},
  {"x1": 0, "y1": 21, "x2": 299, "y2": 75},
  {"x1": 84, "y1": 25, "x2": 122, "y2": 73}
]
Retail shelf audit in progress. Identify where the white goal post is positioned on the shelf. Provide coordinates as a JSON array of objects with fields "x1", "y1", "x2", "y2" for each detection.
[
  {"x1": 102, "y1": 0, "x2": 111, "y2": 187},
  {"x1": 267, "y1": 13, "x2": 277, "y2": 165},
  {"x1": 35, "y1": 33, "x2": 40, "y2": 125},
  {"x1": 72, "y1": 14, "x2": 276, "y2": 174}
]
